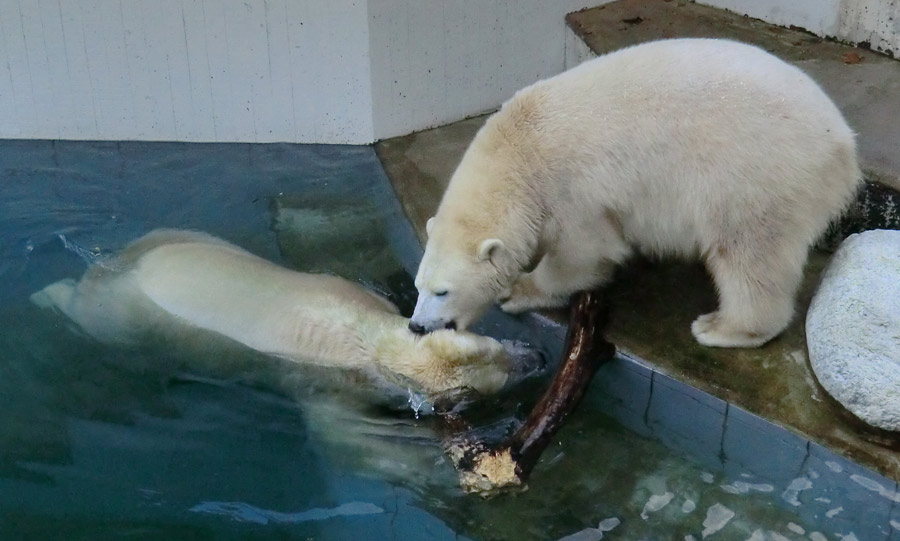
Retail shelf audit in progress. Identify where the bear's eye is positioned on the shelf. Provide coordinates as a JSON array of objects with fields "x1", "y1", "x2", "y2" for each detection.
[{"x1": 435, "y1": 290, "x2": 448, "y2": 297}]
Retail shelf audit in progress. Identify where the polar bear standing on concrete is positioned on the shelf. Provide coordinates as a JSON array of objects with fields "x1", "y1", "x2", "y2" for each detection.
[
  {"x1": 32, "y1": 229, "x2": 532, "y2": 396},
  {"x1": 410, "y1": 38, "x2": 862, "y2": 348}
]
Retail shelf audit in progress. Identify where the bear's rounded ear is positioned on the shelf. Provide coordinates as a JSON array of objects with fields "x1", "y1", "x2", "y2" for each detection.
[
  {"x1": 426, "y1": 217, "x2": 436, "y2": 237},
  {"x1": 477, "y1": 238, "x2": 504, "y2": 262}
]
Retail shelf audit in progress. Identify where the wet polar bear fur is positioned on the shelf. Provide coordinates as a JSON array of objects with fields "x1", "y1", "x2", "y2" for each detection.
[
  {"x1": 31, "y1": 229, "x2": 520, "y2": 396},
  {"x1": 411, "y1": 38, "x2": 862, "y2": 348}
]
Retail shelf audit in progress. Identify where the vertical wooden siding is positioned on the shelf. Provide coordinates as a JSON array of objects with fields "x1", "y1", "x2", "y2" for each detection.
[{"x1": 0, "y1": 0, "x2": 374, "y2": 143}]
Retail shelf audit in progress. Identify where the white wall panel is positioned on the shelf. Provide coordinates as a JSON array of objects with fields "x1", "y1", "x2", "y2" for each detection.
[
  {"x1": 1, "y1": 0, "x2": 616, "y2": 143},
  {"x1": 92, "y1": 1, "x2": 137, "y2": 140},
  {"x1": 16, "y1": 0, "x2": 57, "y2": 137},
  {"x1": 839, "y1": 0, "x2": 900, "y2": 56},
  {"x1": 1, "y1": 0, "x2": 373, "y2": 143},
  {"x1": 368, "y1": 0, "x2": 611, "y2": 141},
  {"x1": 179, "y1": 0, "x2": 216, "y2": 140},
  {"x1": 699, "y1": 0, "x2": 899, "y2": 57},
  {"x1": 1, "y1": 0, "x2": 35, "y2": 137},
  {"x1": 58, "y1": 0, "x2": 102, "y2": 137},
  {"x1": 699, "y1": 0, "x2": 843, "y2": 37}
]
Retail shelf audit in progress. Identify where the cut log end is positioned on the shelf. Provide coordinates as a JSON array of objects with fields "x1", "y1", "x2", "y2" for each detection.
[
  {"x1": 445, "y1": 440, "x2": 524, "y2": 496},
  {"x1": 439, "y1": 290, "x2": 614, "y2": 495}
]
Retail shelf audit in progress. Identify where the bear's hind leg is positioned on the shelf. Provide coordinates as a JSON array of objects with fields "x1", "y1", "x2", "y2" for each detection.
[{"x1": 692, "y1": 244, "x2": 804, "y2": 348}]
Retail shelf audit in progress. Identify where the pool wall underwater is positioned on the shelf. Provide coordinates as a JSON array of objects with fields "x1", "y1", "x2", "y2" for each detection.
[{"x1": 1, "y1": 139, "x2": 898, "y2": 540}]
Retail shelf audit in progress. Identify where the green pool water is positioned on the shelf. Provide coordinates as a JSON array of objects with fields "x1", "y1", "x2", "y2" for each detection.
[{"x1": 0, "y1": 140, "x2": 896, "y2": 540}]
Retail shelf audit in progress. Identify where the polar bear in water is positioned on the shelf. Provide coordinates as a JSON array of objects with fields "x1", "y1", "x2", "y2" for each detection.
[{"x1": 31, "y1": 229, "x2": 536, "y2": 398}]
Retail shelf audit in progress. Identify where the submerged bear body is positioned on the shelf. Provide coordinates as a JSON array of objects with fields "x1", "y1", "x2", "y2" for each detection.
[{"x1": 32, "y1": 229, "x2": 525, "y2": 396}]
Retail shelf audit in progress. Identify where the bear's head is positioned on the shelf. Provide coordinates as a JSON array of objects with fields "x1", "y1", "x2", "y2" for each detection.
[{"x1": 410, "y1": 217, "x2": 516, "y2": 334}]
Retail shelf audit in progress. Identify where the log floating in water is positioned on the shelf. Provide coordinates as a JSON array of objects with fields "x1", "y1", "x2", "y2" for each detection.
[{"x1": 441, "y1": 290, "x2": 615, "y2": 495}]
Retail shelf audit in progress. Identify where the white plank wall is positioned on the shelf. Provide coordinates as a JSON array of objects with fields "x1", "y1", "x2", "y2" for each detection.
[
  {"x1": 0, "y1": 0, "x2": 374, "y2": 143},
  {"x1": 1, "y1": 0, "x2": 612, "y2": 143}
]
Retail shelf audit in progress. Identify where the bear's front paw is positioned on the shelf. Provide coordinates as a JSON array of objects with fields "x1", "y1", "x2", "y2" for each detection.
[
  {"x1": 691, "y1": 312, "x2": 772, "y2": 348},
  {"x1": 500, "y1": 296, "x2": 540, "y2": 314},
  {"x1": 499, "y1": 277, "x2": 568, "y2": 314}
]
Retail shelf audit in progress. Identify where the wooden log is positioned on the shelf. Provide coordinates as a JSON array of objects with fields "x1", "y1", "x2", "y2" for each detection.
[{"x1": 441, "y1": 290, "x2": 615, "y2": 495}]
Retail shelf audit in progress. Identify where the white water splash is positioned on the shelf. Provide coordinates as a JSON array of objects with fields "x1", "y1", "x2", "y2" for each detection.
[
  {"x1": 826, "y1": 506, "x2": 843, "y2": 518},
  {"x1": 682, "y1": 499, "x2": 696, "y2": 513},
  {"x1": 786, "y1": 522, "x2": 804, "y2": 535},
  {"x1": 190, "y1": 500, "x2": 383, "y2": 525},
  {"x1": 700, "y1": 472, "x2": 715, "y2": 484},
  {"x1": 58, "y1": 234, "x2": 116, "y2": 268},
  {"x1": 781, "y1": 476, "x2": 813, "y2": 506},
  {"x1": 808, "y1": 532, "x2": 828, "y2": 541},
  {"x1": 640, "y1": 492, "x2": 674, "y2": 520},
  {"x1": 406, "y1": 387, "x2": 433, "y2": 419},
  {"x1": 825, "y1": 460, "x2": 843, "y2": 473},
  {"x1": 701, "y1": 503, "x2": 734, "y2": 538}
]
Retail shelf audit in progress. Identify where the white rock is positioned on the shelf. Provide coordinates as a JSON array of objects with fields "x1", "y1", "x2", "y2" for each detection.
[{"x1": 806, "y1": 229, "x2": 900, "y2": 431}]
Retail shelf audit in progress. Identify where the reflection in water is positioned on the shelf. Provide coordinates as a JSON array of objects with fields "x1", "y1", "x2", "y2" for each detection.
[
  {"x1": 190, "y1": 500, "x2": 385, "y2": 525},
  {"x1": 0, "y1": 141, "x2": 895, "y2": 540}
]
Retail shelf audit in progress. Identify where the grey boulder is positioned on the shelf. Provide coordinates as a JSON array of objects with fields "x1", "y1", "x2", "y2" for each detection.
[{"x1": 806, "y1": 229, "x2": 900, "y2": 431}]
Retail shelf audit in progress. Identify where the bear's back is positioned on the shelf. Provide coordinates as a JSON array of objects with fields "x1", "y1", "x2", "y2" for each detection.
[{"x1": 491, "y1": 38, "x2": 861, "y2": 257}]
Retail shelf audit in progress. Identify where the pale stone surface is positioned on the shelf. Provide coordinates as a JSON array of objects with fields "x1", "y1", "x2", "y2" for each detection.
[{"x1": 806, "y1": 229, "x2": 900, "y2": 431}]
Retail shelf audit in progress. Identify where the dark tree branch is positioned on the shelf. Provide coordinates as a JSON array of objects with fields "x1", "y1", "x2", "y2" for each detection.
[{"x1": 441, "y1": 290, "x2": 615, "y2": 495}]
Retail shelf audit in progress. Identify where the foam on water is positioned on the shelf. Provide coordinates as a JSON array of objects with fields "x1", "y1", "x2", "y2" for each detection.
[
  {"x1": 640, "y1": 492, "x2": 674, "y2": 520},
  {"x1": 781, "y1": 476, "x2": 813, "y2": 506},
  {"x1": 556, "y1": 517, "x2": 620, "y2": 541},
  {"x1": 700, "y1": 503, "x2": 734, "y2": 538}
]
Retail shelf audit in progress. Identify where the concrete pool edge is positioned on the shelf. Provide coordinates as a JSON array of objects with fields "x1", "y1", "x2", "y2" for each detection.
[{"x1": 507, "y1": 310, "x2": 900, "y2": 536}]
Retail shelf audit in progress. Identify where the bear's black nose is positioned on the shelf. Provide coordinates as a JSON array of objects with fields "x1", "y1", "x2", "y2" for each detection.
[
  {"x1": 408, "y1": 321, "x2": 427, "y2": 335},
  {"x1": 444, "y1": 320, "x2": 457, "y2": 331}
]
